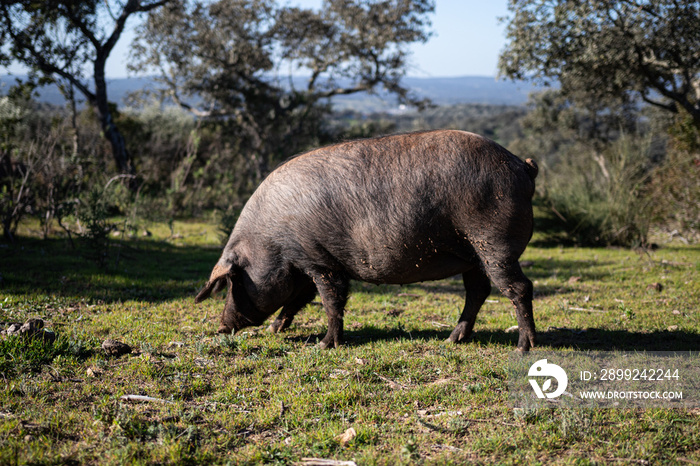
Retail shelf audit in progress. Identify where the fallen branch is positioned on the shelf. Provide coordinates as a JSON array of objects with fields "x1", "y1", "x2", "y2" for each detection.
[
  {"x1": 430, "y1": 321, "x2": 450, "y2": 328},
  {"x1": 120, "y1": 394, "x2": 173, "y2": 404},
  {"x1": 298, "y1": 459, "x2": 358, "y2": 466},
  {"x1": 374, "y1": 372, "x2": 409, "y2": 390},
  {"x1": 462, "y1": 417, "x2": 519, "y2": 427},
  {"x1": 568, "y1": 307, "x2": 606, "y2": 313},
  {"x1": 418, "y1": 418, "x2": 455, "y2": 434}
]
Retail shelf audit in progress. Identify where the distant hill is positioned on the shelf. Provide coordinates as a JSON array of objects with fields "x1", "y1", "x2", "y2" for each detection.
[{"x1": 0, "y1": 75, "x2": 540, "y2": 112}]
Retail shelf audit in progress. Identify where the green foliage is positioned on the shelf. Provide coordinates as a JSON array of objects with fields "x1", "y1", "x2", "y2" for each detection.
[
  {"x1": 3, "y1": 87, "x2": 699, "y2": 248},
  {"x1": 499, "y1": 0, "x2": 700, "y2": 126},
  {"x1": 0, "y1": 96, "x2": 32, "y2": 241},
  {"x1": 499, "y1": 0, "x2": 700, "y2": 244},
  {"x1": 648, "y1": 113, "x2": 700, "y2": 241},
  {"x1": 76, "y1": 187, "x2": 113, "y2": 269},
  {"x1": 0, "y1": 333, "x2": 93, "y2": 378},
  {"x1": 217, "y1": 206, "x2": 241, "y2": 244},
  {"x1": 510, "y1": 90, "x2": 662, "y2": 246},
  {"x1": 130, "y1": 0, "x2": 435, "y2": 184},
  {"x1": 329, "y1": 103, "x2": 527, "y2": 147},
  {"x1": 0, "y1": 0, "x2": 171, "y2": 173},
  {"x1": 545, "y1": 133, "x2": 655, "y2": 246}
]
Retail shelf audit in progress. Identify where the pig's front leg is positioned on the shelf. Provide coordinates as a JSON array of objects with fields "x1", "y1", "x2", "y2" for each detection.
[
  {"x1": 268, "y1": 284, "x2": 317, "y2": 333},
  {"x1": 310, "y1": 270, "x2": 349, "y2": 349}
]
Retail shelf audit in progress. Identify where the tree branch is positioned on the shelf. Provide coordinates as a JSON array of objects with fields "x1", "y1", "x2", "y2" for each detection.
[
  {"x1": 0, "y1": 6, "x2": 96, "y2": 102},
  {"x1": 102, "y1": 0, "x2": 142, "y2": 58},
  {"x1": 61, "y1": 4, "x2": 101, "y2": 51},
  {"x1": 313, "y1": 82, "x2": 375, "y2": 99},
  {"x1": 639, "y1": 92, "x2": 677, "y2": 114}
]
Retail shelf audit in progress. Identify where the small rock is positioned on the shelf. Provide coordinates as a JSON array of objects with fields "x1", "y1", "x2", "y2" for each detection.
[
  {"x1": 335, "y1": 427, "x2": 356, "y2": 446},
  {"x1": 647, "y1": 282, "x2": 663, "y2": 292},
  {"x1": 3, "y1": 319, "x2": 54, "y2": 342},
  {"x1": 505, "y1": 325, "x2": 519, "y2": 333},
  {"x1": 672, "y1": 310, "x2": 681, "y2": 315},
  {"x1": 39, "y1": 329, "x2": 57, "y2": 343},
  {"x1": 2, "y1": 323, "x2": 22, "y2": 336},
  {"x1": 354, "y1": 357, "x2": 367, "y2": 366},
  {"x1": 19, "y1": 318, "x2": 44, "y2": 337},
  {"x1": 102, "y1": 339, "x2": 132, "y2": 357},
  {"x1": 168, "y1": 341, "x2": 186, "y2": 348},
  {"x1": 194, "y1": 358, "x2": 214, "y2": 367},
  {"x1": 87, "y1": 367, "x2": 104, "y2": 378},
  {"x1": 667, "y1": 325, "x2": 679, "y2": 331}
]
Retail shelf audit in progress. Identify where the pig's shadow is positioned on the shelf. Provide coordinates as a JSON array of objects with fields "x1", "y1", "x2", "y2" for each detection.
[{"x1": 294, "y1": 326, "x2": 700, "y2": 352}]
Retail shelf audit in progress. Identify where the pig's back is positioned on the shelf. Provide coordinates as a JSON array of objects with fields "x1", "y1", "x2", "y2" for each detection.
[{"x1": 234, "y1": 130, "x2": 533, "y2": 283}]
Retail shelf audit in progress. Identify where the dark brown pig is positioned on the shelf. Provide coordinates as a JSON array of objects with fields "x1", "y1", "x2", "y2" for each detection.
[{"x1": 196, "y1": 130, "x2": 539, "y2": 351}]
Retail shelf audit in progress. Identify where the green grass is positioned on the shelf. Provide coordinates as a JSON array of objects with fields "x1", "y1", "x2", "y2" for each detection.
[{"x1": 1, "y1": 218, "x2": 699, "y2": 464}]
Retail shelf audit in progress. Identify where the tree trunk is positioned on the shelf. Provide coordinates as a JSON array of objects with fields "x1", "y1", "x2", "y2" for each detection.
[{"x1": 94, "y1": 56, "x2": 134, "y2": 176}]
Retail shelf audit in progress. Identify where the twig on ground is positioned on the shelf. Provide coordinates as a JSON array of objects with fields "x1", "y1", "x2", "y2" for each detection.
[
  {"x1": 298, "y1": 459, "x2": 358, "y2": 466},
  {"x1": 418, "y1": 419, "x2": 456, "y2": 434},
  {"x1": 568, "y1": 307, "x2": 606, "y2": 313},
  {"x1": 120, "y1": 394, "x2": 173, "y2": 404},
  {"x1": 430, "y1": 321, "x2": 450, "y2": 328},
  {"x1": 374, "y1": 372, "x2": 408, "y2": 390}
]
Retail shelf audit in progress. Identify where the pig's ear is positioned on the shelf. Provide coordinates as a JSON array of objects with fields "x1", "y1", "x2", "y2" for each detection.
[{"x1": 195, "y1": 262, "x2": 232, "y2": 303}]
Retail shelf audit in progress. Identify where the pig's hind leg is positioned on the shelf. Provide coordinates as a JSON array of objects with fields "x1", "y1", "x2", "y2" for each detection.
[
  {"x1": 448, "y1": 266, "x2": 492, "y2": 344},
  {"x1": 268, "y1": 283, "x2": 317, "y2": 333},
  {"x1": 482, "y1": 258, "x2": 536, "y2": 352}
]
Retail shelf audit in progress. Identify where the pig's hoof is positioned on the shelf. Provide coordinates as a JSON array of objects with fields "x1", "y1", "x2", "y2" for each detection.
[
  {"x1": 516, "y1": 332, "x2": 536, "y2": 352},
  {"x1": 268, "y1": 319, "x2": 292, "y2": 334},
  {"x1": 319, "y1": 334, "x2": 343, "y2": 349},
  {"x1": 217, "y1": 325, "x2": 233, "y2": 334},
  {"x1": 447, "y1": 324, "x2": 470, "y2": 344},
  {"x1": 268, "y1": 322, "x2": 282, "y2": 334}
]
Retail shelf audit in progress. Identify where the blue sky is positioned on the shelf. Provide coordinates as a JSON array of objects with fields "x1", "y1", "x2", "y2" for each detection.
[
  {"x1": 282, "y1": 0, "x2": 512, "y2": 78},
  {"x1": 392, "y1": 0, "x2": 508, "y2": 77},
  {"x1": 396, "y1": 0, "x2": 511, "y2": 77},
  {"x1": 7, "y1": 1, "x2": 511, "y2": 79}
]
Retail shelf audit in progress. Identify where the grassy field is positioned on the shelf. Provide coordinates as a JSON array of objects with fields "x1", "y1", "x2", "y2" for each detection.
[{"x1": 1, "y1": 218, "x2": 699, "y2": 465}]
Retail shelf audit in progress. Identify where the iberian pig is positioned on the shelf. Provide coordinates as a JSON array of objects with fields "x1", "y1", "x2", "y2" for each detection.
[{"x1": 196, "y1": 130, "x2": 539, "y2": 351}]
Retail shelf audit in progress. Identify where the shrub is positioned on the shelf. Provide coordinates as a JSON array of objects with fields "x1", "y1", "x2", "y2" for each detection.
[
  {"x1": 543, "y1": 133, "x2": 654, "y2": 246},
  {"x1": 647, "y1": 112, "x2": 700, "y2": 242},
  {"x1": 76, "y1": 187, "x2": 113, "y2": 269}
]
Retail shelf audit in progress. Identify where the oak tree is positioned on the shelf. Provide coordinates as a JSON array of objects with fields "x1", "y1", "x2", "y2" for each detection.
[
  {"x1": 498, "y1": 0, "x2": 700, "y2": 127},
  {"x1": 0, "y1": 0, "x2": 170, "y2": 175},
  {"x1": 130, "y1": 0, "x2": 434, "y2": 181}
]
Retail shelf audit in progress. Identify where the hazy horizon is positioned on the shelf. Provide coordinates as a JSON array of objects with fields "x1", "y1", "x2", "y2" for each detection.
[{"x1": 2, "y1": 0, "x2": 511, "y2": 80}]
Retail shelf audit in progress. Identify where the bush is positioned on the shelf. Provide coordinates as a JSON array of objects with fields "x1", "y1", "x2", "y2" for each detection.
[
  {"x1": 76, "y1": 187, "x2": 113, "y2": 268},
  {"x1": 543, "y1": 133, "x2": 654, "y2": 246},
  {"x1": 647, "y1": 112, "x2": 700, "y2": 242}
]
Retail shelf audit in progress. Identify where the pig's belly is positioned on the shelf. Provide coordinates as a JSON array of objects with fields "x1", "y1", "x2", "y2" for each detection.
[{"x1": 349, "y1": 253, "x2": 477, "y2": 285}]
